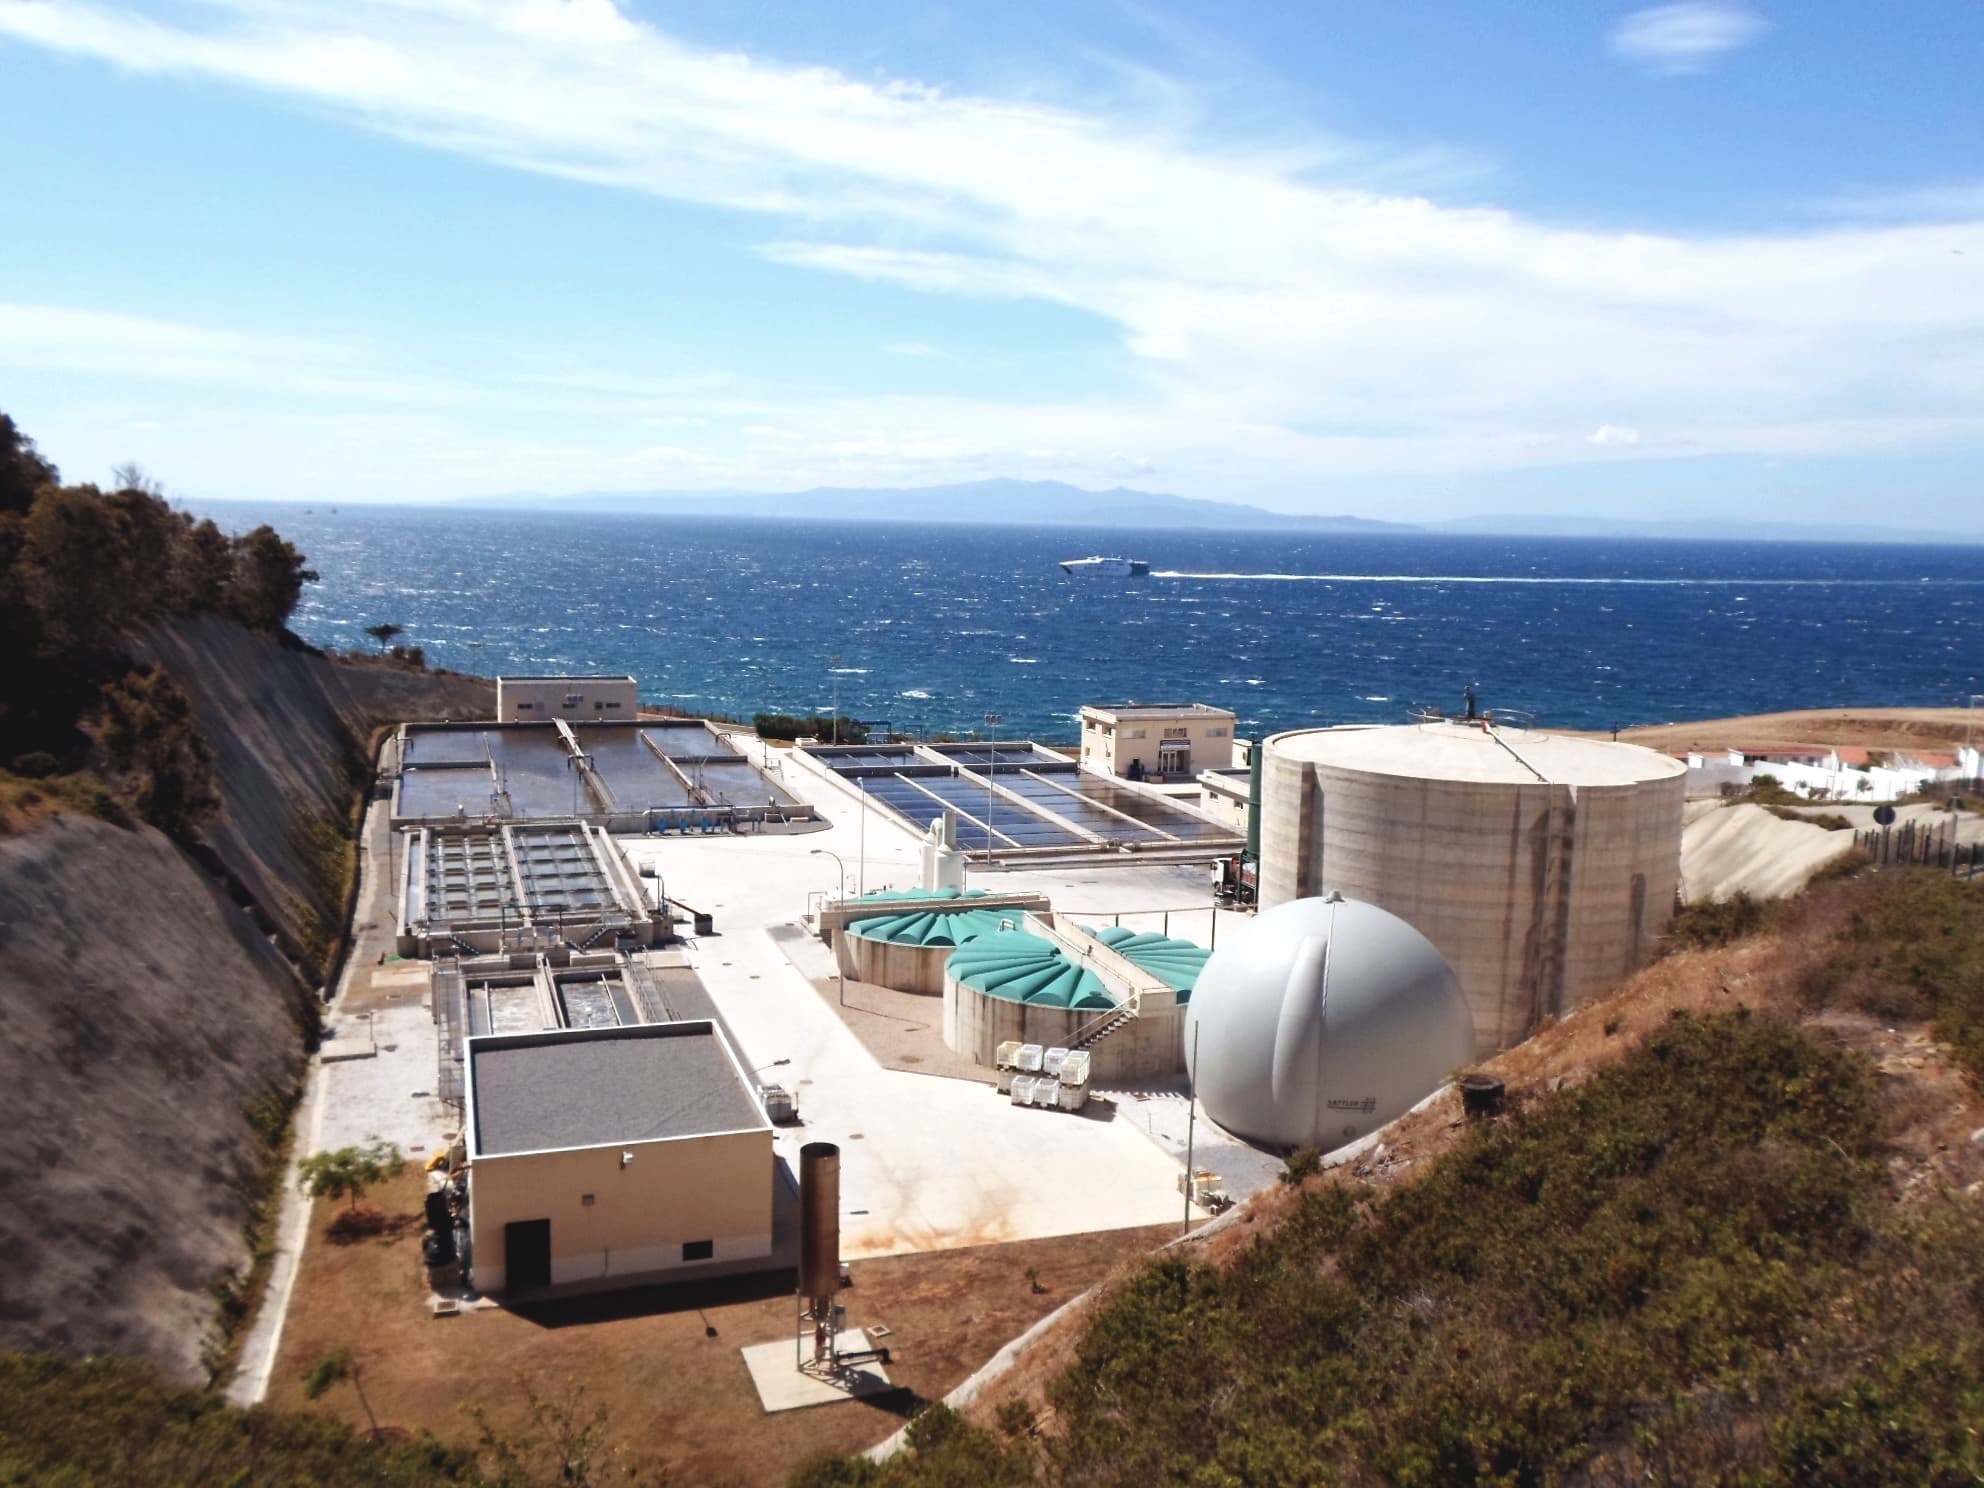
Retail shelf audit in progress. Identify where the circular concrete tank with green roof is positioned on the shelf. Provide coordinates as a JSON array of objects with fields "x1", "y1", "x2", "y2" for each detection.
[
  {"x1": 942, "y1": 921, "x2": 1205, "y2": 1082},
  {"x1": 1083, "y1": 926, "x2": 1210, "y2": 1002},
  {"x1": 835, "y1": 887, "x2": 1021, "y2": 994}
]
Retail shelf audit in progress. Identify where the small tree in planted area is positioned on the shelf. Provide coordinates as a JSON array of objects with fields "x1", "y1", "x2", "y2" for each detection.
[
  {"x1": 299, "y1": 1139, "x2": 404, "y2": 1230},
  {"x1": 365, "y1": 622, "x2": 404, "y2": 649}
]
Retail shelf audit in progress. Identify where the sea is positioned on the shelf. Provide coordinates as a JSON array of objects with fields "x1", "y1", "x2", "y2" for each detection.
[{"x1": 191, "y1": 503, "x2": 1984, "y2": 741}]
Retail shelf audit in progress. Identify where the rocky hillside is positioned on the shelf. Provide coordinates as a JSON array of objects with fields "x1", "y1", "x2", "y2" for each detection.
[
  {"x1": 0, "y1": 623, "x2": 490, "y2": 1381},
  {"x1": 0, "y1": 816, "x2": 306, "y2": 1379},
  {"x1": 143, "y1": 616, "x2": 491, "y2": 979}
]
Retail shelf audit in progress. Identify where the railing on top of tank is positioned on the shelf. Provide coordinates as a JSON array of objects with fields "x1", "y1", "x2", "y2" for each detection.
[{"x1": 1057, "y1": 902, "x2": 1228, "y2": 950}]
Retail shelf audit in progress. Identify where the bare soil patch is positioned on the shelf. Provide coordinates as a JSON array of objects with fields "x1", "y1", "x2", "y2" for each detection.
[
  {"x1": 269, "y1": 1167, "x2": 1177, "y2": 1485},
  {"x1": 1569, "y1": 705, "x2": 1982, "y2": 755}
]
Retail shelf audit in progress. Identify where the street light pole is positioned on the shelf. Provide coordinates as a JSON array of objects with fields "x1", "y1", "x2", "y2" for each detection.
[
  {"x1": 809, "y1": 847, "x2": 848, "y2": 901},
  {"x1": 983, "y1": 712, "x2": 1003, "y2": 863}
]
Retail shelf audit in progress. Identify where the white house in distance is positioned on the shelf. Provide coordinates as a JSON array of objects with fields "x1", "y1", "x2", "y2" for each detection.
[
  {"x1": 1677, "y1": 744, "x2": 1982, "y2": 803},
  {"x1": 495, "y1": 675, "x2": 639, "y2": 723},
  {"x1": 1079, "y1": 702, "x2": 1239, "y2": 783}
]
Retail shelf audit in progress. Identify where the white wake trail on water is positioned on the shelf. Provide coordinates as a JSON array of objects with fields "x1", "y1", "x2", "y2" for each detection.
[{"x1": 1151, "y1": 572, "x2": 1945, "y2": 587}]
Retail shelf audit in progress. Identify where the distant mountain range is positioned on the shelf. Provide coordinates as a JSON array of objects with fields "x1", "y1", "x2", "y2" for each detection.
[{"x1": 479, "y1": 478, "x2": 1975, "y2": 545}]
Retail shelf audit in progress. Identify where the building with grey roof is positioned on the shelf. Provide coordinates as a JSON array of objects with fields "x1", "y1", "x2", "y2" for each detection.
[{"x1": 463, "y1": 1020, "x2": 774, "y2": 1295}]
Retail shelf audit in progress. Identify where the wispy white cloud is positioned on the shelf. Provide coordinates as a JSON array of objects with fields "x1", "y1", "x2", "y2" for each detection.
[
  {"x1": 1807, "y1": 180, "x2": 1984, "y2": 224},
  {"x1": 0, "y1": 301, "x2": 468, "y2": 404},
  {"x1": 1609, "y1": 4, "x2": 1767, "y2": 76},
  {"x1": 0, "y1": 0, "x2": 1977, "y2": 509}
]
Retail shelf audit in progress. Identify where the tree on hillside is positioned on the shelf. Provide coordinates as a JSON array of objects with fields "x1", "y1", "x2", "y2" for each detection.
[
  {"x1": 228, "y1": 524, "x2": 318, "y2": 631},
  {"x1": 366, "y1": 622, "x2": 404, "y2": 649},
  {"x1": 176, "y1": 515, "x2": 234, "y2": 614},
  {"x1": 19, "y1": 484, "x2": 130, "y2": 654},
  {"x1": 92, "y1": 667, "x2": 219, "y2": 837},
  {"x1": 109, "y1": 462, "x2": 164, "y2": 498},
  {"x1": 0, "y1": 412, "x2": 58, "y2": 514}
]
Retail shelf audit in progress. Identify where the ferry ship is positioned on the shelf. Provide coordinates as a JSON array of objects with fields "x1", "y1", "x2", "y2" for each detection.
[{"x1": 1060, "y1": 555, "x2": 1150, "y2": 577}]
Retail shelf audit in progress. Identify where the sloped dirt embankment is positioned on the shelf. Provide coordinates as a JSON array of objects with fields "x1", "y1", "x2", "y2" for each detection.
[{"x1": 0, "y1": 621, "x2": 491, "y2": 1379}]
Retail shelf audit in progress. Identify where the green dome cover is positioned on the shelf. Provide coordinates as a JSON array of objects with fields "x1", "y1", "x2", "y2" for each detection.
[
  {"x1": 846, "y1": 905, "x2": 1015, "y2": 948},
  {"x1": 946, "y1": 932, "x2": 1118, "y2": 1010},
  {"x1": 1085, "y1": 925, "x2": 1211, "y2": 1002}
]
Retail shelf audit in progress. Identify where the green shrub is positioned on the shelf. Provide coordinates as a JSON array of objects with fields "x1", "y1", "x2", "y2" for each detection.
[
  {"x1": 1765, "y1": 805, "x2": 1854, "y2": 831},
  {"x1": 1798, "y1": 870, "x2": 1984, "y2": 1083},
  {"x1": 753, "y1": 712, "x2": 869, "y2": 744},
  {"x1": 1743, "y1": 772, "x2": 1807, "y2": 807},
  {"x1": 1664, "y1": 891, "x2": 1772, "y2": 951},
  {"x1": 0, "y1": 1352, "x2": 474, "y2": 1486},
  {"x1": 1277, "y1": 1147, "x2": 1321, "y2": 1185}
]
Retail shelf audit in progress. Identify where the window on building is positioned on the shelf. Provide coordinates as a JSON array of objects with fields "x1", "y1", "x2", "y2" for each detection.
[
  {"x1": 595, "y1": 701, "x2": 606, "y2": 710},
  {"x1": 682, "y1": 1239, "x2": 715, "y2": 1262},
  {"x1": 516, "y1": 702, "x2": 535, "y2": 711},
  {"x1": 1207, "y1": 726, "x2": 1228, "y2": 737},
  {"x1": 564, "y1": 694, "x2": 582, "y2": 708}
]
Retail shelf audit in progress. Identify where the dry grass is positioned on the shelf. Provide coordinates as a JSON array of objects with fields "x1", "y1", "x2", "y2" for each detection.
[
  {"x1": 0, "y1": 767, "x2": 117, "y2": 836},
  {"x1": 268, "y1": 1169, "x2": 1180, "y2": 1487},
  {"x1": 1568, "y1": 705, "x2": 1983, "y2": 756}
]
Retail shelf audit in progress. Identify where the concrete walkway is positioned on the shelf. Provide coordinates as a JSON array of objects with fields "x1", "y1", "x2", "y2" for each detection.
[{"x1": 227, "y1": 778, "x2": 452, "y2": 1405}]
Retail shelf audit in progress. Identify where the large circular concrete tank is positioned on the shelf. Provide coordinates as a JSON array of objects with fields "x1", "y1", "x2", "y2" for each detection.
[
  {"x1": 1257, "y1": 720, "x2": 1685, "y2": 1055},
  {"x1": 1184, "y1": 895, "x2": 1474, "y2": 1153}
]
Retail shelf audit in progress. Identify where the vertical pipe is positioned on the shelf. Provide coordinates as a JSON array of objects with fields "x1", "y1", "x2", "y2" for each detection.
[
  {"x1": 1182, "y1": 1022, "x2": 1201, "y2": 1236},
  {"x1": 1246, "y1": 736, "x2": 1263, "y2": 865},
  {"x1": 799, "y1": 1141, "x2": 841, "y2": 1366}
]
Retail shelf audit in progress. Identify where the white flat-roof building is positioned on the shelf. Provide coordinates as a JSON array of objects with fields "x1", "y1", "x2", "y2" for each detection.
[
  {"x1": 463, "y1": 1021, "x2": 775, "y2": 1295},
  {"x1": 1079, "y1": 702, "x2": 1237, "y2": 783},
  {"x1": 495, "y1": 675, "x2": 638, "y2": 723}
]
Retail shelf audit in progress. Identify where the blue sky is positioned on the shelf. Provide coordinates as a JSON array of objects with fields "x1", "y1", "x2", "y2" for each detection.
[{"x1": 1, "y1": 0, "x2": 1979, "y2": 524}]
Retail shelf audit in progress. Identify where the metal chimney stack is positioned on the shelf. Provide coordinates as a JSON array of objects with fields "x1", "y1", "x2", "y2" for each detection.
[{"x1": 798, "y1": 1142, "x2": 841, "y2": 1367}]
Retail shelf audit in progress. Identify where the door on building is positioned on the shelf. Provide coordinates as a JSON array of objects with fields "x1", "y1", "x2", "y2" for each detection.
[
  {"x1": 505, "y1": 1218, "x2": 552, "y2": 1291},
  {"x1": 1159, "y1": 740, "x2": 1192, "y2": 777}
]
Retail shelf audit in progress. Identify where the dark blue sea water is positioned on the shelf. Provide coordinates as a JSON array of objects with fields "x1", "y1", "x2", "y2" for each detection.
[{"x1": 192, "y1": 504, "x2": 1984, "y2": 740}]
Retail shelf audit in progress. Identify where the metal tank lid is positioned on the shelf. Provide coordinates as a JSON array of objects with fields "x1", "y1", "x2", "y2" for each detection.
[{"x1": 1265, "y1": 721, "x2": 1686, "y2": 787}]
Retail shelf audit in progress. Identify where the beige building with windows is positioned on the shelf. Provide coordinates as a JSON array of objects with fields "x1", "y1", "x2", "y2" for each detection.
[
  {"x1": 495, "y1": 675, "x2": 638, "y2": 723},
  {"x1": 463, "y1": 1021, "x2": 775, "y2": 1296},
  {"x1": 1079, "y1": 702, "x2": 1238, "y2": 783}
]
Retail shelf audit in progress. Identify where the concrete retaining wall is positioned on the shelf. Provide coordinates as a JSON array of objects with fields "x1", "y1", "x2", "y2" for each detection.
[{"x1": 837, "y1": 933, "x2": 951, "y2": 995}]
